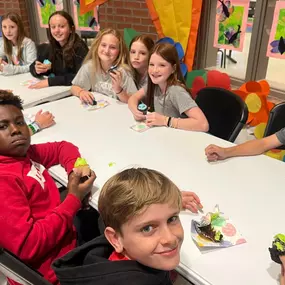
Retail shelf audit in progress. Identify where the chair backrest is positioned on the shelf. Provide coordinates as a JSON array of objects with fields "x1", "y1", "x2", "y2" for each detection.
[
  {"x1": 263, "y1": 102, "x2": 285, "y2": 150},
  {"x1": 195, "y1": 87, "x2": 248, "y2": 142},
  {"x1": 0, "y1": 248, "x2": 52, "y2": 285}
]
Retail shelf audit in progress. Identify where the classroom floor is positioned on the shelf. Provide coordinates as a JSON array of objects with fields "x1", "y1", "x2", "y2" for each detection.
[{"x1": 215, "y1": 32, "x2": 285, "y2": 92}]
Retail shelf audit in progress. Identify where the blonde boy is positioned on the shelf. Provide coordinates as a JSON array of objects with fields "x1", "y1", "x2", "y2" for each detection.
[{"x1": 53, "y1": 168, "x2": 184, "y2": 285}]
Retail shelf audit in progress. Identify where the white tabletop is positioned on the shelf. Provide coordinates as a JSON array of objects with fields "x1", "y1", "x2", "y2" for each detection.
[
  {"x1": 26, "y1": 95, "x2": 285, "y2": 285},
  {"x1": 0, "y1": 73, "x2": 71, "y2": 108}
]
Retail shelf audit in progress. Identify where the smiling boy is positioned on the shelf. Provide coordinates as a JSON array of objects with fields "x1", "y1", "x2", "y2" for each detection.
[{"x1": 53, "y1": 168, "x2": 184, "y2": 285}]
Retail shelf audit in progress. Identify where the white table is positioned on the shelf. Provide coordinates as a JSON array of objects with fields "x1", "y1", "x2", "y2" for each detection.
[
  {"x1": 26, "y1": 95, "x2": 285, "y2": 285},
  {"x1": 0, "y1": 73, "x2": 71, "y2": 108}
]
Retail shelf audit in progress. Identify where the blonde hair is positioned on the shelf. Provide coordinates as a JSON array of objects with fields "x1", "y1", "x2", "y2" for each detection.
[
  {"x1": 84, "y1": 28, "x2": 131, "y2": 74},
  {"x1": 98, "y1": 168, "x2": 182, "y2": 233},
  {"x1": 1, "y1": 12, "x2": 26, "y2": 63}
]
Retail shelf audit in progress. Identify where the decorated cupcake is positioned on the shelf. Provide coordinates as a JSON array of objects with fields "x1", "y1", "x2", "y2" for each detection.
[
  {"x1": 269, "y1": 234, "x2": 285, "y2": 264},
  {"x1": 194, "y1": 206, "x2": 224, "y2": 243}
]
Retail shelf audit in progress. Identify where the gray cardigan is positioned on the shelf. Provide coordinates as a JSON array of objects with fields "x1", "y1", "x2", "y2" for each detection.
[{"x1": 0, "y1": 37, "x2": 37, "y2": 75}]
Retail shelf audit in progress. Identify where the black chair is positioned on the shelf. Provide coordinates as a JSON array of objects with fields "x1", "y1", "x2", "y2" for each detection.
[
  {"x1": 263, "y1": 102, "x2": 285, "y2": 150},
  {"x1": 195, "y1": 87, "x2": 248, "y2": 142},
  {"x1": 0, "y1": 248, "x2": 52, "y2": 285},
  {"x1": 80, "y1": 31, "x2": 98, "y2": 45}
]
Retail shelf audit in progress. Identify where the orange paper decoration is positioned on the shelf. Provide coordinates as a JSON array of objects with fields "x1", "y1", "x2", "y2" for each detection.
[
  {"x1": 145, "y1": 0, "x2": 203, "y2": 71},
  {"x1": 80, "y1": 0, "x2": 108, "y2": 15},
  {"x1": 232, "y1": 80, "x2": 275, "y2": 127}
]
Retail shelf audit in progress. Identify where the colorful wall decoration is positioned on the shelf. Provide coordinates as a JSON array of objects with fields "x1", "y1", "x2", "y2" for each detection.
[
  {"x1": 214, "y1": 0, "x2": 249, "y2": 52},
  {"x1": 36, "y1": 0, "x2": 63, "y2": 28},
  {"x1": 232, "y1": 80, "x2": 275, "y2": 127},
  {"x1": 73, "y1": 0, "x2": 100, "y2": 31},
  {"x1": 146, "y1": 0, "x2": 203, "y2": 71},
  {"x1": 79, "y1": 0, "x2": 108, "y2": 15},
  {"x1": 267, "y1": 1, "x2": 285, "y2": 59}
]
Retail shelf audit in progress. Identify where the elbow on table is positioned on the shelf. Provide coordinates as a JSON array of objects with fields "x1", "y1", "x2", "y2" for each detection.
[{"x1": 200, "y1": 118, "x2": 209, "y2": 132}]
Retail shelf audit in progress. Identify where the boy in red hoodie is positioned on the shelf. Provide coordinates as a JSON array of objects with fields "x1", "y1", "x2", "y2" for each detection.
[{"x1": 0, "y1": 90, "x2": 96, "y2": 285}]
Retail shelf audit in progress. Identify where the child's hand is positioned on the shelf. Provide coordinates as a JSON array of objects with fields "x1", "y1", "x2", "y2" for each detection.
[
  {"x1": 132, "y1": 108, "x2": 146, "y2": 121},
  {"x1": 146, "y1": 112, "x2": 165, "y2": 127},
  {"x1": 181, "y1": 191, "x2": 203, "y2": 213},
  {"x1": 110, "y1": 70, "x2": 123, "y2": 94},
  {"x1": 29, "y1": 79, "x2": 49, "y2": 89},
  {"x1": 0, "y1": 57, "x2": 7, "y2": 65},
  {"x1": 0, "y1": 57, "x2": 7, "y2": 72},
  {"x1": 67, "y1": 167, "x2": 96, "y2": 201},
  {"x1": 75, "y1": 164, "x2": 91, "y2": 178},
  {"x1": 35, "y1": 61, "x2": 51, "y2": 74},
  {"x1": 78, "y1": 90, "x2": 95, "y2": 105},
  {"x1": 35, "y1": 109, "x2": 55, "y2": 130},
  {"x1": 205, "y1": 144, "x2": 227, "y2": 161}
]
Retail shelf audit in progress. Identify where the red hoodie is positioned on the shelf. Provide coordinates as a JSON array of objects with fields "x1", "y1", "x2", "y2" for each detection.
[{"x1": 0, "y1": 141, "x2": 82, "y2": 285}]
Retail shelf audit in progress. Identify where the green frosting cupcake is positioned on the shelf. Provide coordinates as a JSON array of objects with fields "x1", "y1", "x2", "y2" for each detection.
[
  {"x1": 74, "y1": 158, "x2": 88, "y2": 168},
  {"x1": 269, "y1": 233, "x2": 285, "y2": 264}
]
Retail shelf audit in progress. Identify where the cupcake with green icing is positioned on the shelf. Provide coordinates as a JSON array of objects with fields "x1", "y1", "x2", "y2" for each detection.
[{"x1": 269, "y1": 234, "x2": 285, "y2": 264}]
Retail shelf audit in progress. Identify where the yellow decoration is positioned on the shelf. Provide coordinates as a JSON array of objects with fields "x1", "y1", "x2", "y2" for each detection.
[
  {"x1": 245, "y1": 93, "x2": 262, "y2": 113},
  {"x1": 254, "y1": 123, "x2": 266, "y2": 139},
  {"x1": 152, "y1": 0, "x2": 192, "y2": 52},
  {"x1": 265, "y1": 150, "x2": 285, "y2": 161}
]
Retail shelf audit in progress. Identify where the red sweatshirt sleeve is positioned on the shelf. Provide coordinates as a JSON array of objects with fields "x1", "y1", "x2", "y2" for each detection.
[
  {"x1": 29, "y1": 141, "x2": 81, "y2": 175},
  {"x1": 0, "y1": 176, "x2": 81, "y2": 263}
]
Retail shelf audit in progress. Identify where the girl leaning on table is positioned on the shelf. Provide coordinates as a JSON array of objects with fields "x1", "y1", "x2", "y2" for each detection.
[
  {"x1": 29, "y1": 11, "x2": 88, "y2": 89},
  {"x1": 71, "y1": 28, "x2": 137, "y2": 104},
  {"x1": 0, "y1": 12, "x2": 37, "y2": 76},
  {"x1": 128, "y1": 42, "x2": 209, "y2": 132}
]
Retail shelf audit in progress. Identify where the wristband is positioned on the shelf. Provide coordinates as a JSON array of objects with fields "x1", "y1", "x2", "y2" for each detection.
[
  {"x1": 167, "y1": 117, "x2": 172, "y2": 127},
  {"x1": 28, "y1": 121, "x2": 40, "y2": 134},
  {"x1": 116, "y1": 87, "x2": 123, "y2": 95}
]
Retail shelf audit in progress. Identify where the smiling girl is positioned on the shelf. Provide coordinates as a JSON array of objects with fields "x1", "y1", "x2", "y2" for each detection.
[
  {"x1": 71, "y1": 28, "x2": 137, "y2": 104},
  {"x1": 29, "y1": 11, "x2": 88, "y2": 89},
  {"x1": 128, "y1": 43, "x2": 209, "y2": 131},
  {"x1": 0, "y1": 12, "x2": 36, "y2": 76}
]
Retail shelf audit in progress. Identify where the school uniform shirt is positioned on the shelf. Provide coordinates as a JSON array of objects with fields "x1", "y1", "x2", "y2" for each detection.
[
  {"x1": 153, "y1": 85, "x2": 197, "y2": 118},
  {"x1": 0, "y1": 141, "x2": 82, "y2": 285},
  {"x1": 52, "y1": 234, "x2": 173, "y2": 285},
  {"x1": 72, "y1": 60, "x2": 138, "y2": 99},
  {"x1": 276, "y1": 127, "x2": 285, "y2": 144},
  {"x1": 29, "y1": 38, "x2": 88, "y2": 86},
  {"x1": 0, "y1": 37, "x2": 37, "y2": 75}
]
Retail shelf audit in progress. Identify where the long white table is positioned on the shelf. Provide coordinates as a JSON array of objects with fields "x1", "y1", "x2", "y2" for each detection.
[
  {"x1": 26, "y1": 95, "x2": 285, "y2": 285},
  {"x1": 0, "y1": 73, "x2": 71, "y2": 108}
]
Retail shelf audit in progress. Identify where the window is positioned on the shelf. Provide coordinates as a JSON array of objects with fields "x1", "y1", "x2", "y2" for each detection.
[{"x1": 196, "y1": 0, "x2": 285, "y2": 100}]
